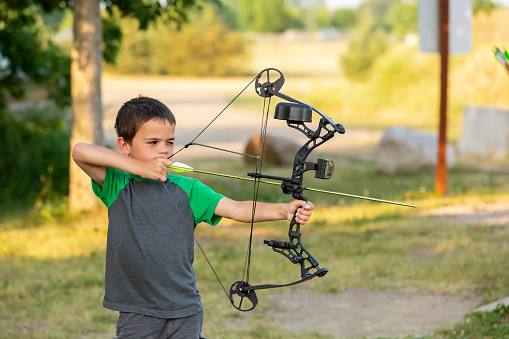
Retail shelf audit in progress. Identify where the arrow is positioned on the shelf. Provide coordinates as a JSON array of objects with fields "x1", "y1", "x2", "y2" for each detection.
[{"x1": 169, "y1": 162, "x2": 417, "y2": 208}]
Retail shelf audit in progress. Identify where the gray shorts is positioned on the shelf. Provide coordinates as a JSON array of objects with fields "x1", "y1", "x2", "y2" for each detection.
[{"x1": 115, "y1": 311, "x2": 206, "y2": 339}]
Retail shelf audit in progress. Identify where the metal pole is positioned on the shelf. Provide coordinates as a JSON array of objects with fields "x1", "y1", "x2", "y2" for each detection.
[{"x1": 435, "y1": 0, "x2": 449, "y2": 196}]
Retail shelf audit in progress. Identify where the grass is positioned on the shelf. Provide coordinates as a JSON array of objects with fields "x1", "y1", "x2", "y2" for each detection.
[
  {"x1": 5, "y1": 7, "x2": 509, "y2": 338},
  {"x1": 1, "y1": 154, "x2": 509, "y2": 338},
  {"x1": 430, "y1": 304, "x2": 509, "y2": 339}
]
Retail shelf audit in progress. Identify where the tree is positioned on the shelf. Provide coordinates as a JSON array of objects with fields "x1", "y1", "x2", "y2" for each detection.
[
  {"x1": 0, "y1": 1, "x2": 72, "y2": 209},
  {"x1": 473, "y1": 0, "x2": 498, "y2": 15},
  {"x1": 0, "y1": 0, "x2": 218, "y2": 212},
  {"x1": 357, "y1": 0, "x2": 395, "y2": 32},
  {"x1": 385, "y1": 0, "x2": 417, "y2": 36},
  {"x1": 355, "y1": 0, "x2": 417, "y2": 35},
  {"x1": 331, "y1": 9, "x2": 357, "y2": 30},
  {"x1": 69, "y1": 0, "x2": 103, "y2": 211},
  {"x1": 238, "y1": 0, "x2": 297, "y2": 33},
  {"x1": 104, "y1": 5, "x2": 247, "y2": 76},
  {"x1": 69, "y1": 0, "x2": 216, "y2": 212},
  {"x1": 0, "y1": 1, "x2": 70, "y2": 110},
  {"x1": 315, "y1": 7, "x2": 332, "y2": 30},
  {"x1": 340, "y1": 15, "x2": 388, "y2": 80}
]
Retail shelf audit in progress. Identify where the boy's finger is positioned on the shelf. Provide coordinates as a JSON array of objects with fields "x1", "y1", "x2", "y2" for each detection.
[{"x1": 163, "y1": 159, "x2": 172, "y2": 167}]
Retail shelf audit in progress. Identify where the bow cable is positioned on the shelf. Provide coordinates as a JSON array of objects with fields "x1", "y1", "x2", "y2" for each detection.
[
  {"x1": 161, "y1": 73, "x2": 265, "y2": 307},
  {"x1": 242, "y1": 95, "x2": 271, "y2": 290},
  {"x1": 161, "y1": 182, "x2": 233, "y2": 303},
  {"x1": 169, "y1": 75, "x2": 259, "y2": 160}
]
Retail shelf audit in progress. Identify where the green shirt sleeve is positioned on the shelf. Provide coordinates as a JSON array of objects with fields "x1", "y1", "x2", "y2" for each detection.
[
  {"x1": 91, "y1": 167, "x2": 130, "y2": 208},
  {"x1": 91, "y1": 168, "x2": 223, "y2": 225},
  {"x1": 169, "y1": 175, "x2": 224, "y2": 226}
]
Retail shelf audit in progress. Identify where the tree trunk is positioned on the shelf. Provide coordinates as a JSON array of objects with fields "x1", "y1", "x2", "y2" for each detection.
[{"x1": 69, "y1": 0, "x2": 103, "y2": 212}]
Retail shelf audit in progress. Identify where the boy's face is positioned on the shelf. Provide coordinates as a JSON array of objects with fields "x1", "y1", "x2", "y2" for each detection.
[{"x1": 119, "y1": 118, "x2": 175, "y2": 161}]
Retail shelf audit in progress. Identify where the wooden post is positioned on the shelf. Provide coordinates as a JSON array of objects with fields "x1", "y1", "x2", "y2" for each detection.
[{"x1": 435, "y1": 0, "x2": 449, "y2": 196}]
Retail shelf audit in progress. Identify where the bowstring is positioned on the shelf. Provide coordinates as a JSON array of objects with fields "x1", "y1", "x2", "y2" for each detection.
[
  {"x1": 169, "y1": 75, "x2": 259, "y2": 160},
  {"x1": 162, "y1": 72, "x2": 270, "y2": 307},
  {"x1": 161, "y1": 181, "x2": 232, "y2": 302},
  {"x1": 242, "y1": 95, "x2": 271, "y2": 286}
]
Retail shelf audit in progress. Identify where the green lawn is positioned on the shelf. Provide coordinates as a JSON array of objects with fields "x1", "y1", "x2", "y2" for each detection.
[{"x1": 1, "y1": 156, "x2": 508, "y2": 338}]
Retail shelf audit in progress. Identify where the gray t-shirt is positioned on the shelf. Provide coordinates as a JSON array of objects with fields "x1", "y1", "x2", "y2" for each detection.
[{"x1": 92, "y1": 167, "x2": 223, "y2": 318}]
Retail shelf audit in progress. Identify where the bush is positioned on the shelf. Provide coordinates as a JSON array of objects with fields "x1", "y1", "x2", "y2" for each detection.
[
  {"x1": 104, "y1": 6, "x2": 248, "y2": 76},
  {"x1": 0, "y1": 107, "x2": 70, "y2": 209},
  {"x1": 340, "y1": 16, "x2": 388, "y2": 81}
]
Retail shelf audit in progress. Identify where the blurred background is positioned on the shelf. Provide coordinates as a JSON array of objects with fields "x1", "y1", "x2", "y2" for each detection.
[
  {"x1": 2, "y1": 0, "x2": 509, "y2": 211},
  {"x1": 1, "y1": 1, "x2": 509, "y2": 338}
]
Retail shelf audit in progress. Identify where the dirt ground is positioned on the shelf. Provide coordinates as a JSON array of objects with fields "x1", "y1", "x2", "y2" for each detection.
[
  {"x1": 259, "y1": 202, "x2": 509, "y2": 339},
  {"x1": 103, "y1": 76, "x2": 506, "y2": 339},
  {"x1": 266, "y1": 288, "x2": 483, "y2": 338}
]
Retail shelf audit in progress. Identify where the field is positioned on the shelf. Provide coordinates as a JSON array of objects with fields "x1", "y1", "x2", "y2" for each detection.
[
  {"x1": 2, "y1": 7, "x2": 509, "y2": 339},
  {"x1": 2, "y1": 152, "x2": 509, "y2": 338}
]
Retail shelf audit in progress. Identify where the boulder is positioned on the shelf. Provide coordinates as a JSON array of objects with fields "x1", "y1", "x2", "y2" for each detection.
[
  {"x1": 375, "y1": 126, "x2": 456, "y2": 173},
  {"x1": 458, "y1": 106, "x2": 509, "y2": 159},
  {"x1": 244, "y1": 134, "x2": 300, "y2": 166}
]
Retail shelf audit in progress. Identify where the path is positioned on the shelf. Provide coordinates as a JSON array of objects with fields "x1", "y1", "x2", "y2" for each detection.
[{"x1": 102, "y1": 75, "x2": 382, "y2": 161}]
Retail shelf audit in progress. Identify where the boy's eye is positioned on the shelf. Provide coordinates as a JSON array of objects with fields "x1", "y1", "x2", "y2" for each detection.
[
  {"x1": 148, "y1": 141, "x2": 157, "y2": 145},
  {"x1": 167, "y1": 141, "x2": 174, "y2": 145}
]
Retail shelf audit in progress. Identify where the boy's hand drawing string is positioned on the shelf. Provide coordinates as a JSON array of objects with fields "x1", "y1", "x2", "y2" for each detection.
[{"x1": 162, "y1": 68, "x2": 416, "y2": 312}]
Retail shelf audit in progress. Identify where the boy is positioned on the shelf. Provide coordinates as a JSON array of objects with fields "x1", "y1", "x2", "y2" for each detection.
[{"x1": 72, "y1": 96, "x2": 314, "y2": 338}]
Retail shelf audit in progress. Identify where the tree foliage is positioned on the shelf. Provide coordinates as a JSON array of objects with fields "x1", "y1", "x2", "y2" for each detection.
[
  {"x1": 0, "y1": 107, "x2": 70, "y2": 207},
  {"x1": 357, "y1": 0, "x2": 417, "y2": 35},
  {"x1": 0, "y1": 0, "x2": 218, "y2": 109},
  {"x1": 237, "y1": 0, "x2": 302, "y2": 33},
  {"x1": 0, "y1": 1, "x2": 70, "y2": 110},
  {"x1": 340, "y1": 15, "x2": 388, "y2": 81},
  {"x1": 385, "y1": 0, "x2": 417, "y2": 36},
  {"x1": 331, "y1": 9, "x2": 357, "y2": 30},
  {"x1": 473, "y1": 0, "x2": 499, "y2": 15},
  {"x1": 0, "y1": 0, "x2": 216, "y2": 210},
  {"x1": 339, "y1": 0, "x2": 417, "y2": 81},
  {"x1": 105, "y1": 5, "x2": 247, "y2": 76}
]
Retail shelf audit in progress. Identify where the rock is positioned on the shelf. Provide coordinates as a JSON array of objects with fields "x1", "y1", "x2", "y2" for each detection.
[
  {"x1": 375, "y1": 126, "x2": 456, "y2": 173},
  {"x1": 244, "y1": 134, "x2": 300, "y2": 166},
  {"x1": 458, "y1": 106, "x2": 509, "y2": 159}
]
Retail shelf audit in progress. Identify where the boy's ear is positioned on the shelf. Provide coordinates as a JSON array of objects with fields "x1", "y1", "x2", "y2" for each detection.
[{"x1": 117, "y1": 137, "x2": 130, "y2": 156}]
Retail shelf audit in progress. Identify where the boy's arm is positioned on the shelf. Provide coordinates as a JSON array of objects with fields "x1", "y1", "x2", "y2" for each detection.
[
  {"x1": 72, "y1": 143, "x2": 171, "y2": 186},
  {"x1": 214, "y1": 197, "x2": 314, "y2": 224}
]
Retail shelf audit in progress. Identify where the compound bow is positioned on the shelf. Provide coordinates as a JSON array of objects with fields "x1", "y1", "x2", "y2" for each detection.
[{"x1": 166, "y1": 68, "x2": 413, "y2": 312}]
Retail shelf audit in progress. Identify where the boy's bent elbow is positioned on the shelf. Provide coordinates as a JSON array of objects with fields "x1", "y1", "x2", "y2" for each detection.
[{"x1": 72, "y1": 142, "x2": 87, "y2": 163}]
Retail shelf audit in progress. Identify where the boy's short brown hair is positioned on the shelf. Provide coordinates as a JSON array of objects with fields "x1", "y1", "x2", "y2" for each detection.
[{"x1": 115, "y1": 96, "x2": 176, "y2": 144}]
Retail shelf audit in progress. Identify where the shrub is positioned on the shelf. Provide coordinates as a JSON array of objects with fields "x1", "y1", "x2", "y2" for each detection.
[
  {"x1": 0, "y1": 107, "x2": 70, "y2": 209},
  {"x1": 104, "y1": 6, "x2": 248, "y2": 76}
]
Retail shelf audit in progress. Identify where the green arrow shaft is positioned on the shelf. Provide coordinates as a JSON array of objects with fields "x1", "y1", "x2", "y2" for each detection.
[
  {"x1": 301, "y1": 186, "x2": 417, "y2": 208},
  {"x1": 183, "y1": 167, "x2": 417, "y2": 208}
]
